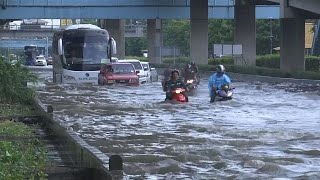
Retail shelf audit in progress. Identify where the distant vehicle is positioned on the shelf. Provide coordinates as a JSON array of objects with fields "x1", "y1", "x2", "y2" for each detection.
[
  {"x1": 141, "y1": 50, "x2": 148, "y2": 57},
  {"x1": 46, "y1": 56, "x2": 53, "y2": 65},
  {"x1": 98, "y1": 63, "x2": 139, "y2": 86},
  {"x1": 52, "y1": 24, "x2": 117, "y2": 84},
  {"x1": 24, "y1": 45, "x2": 38, "y2": 66},
  {"x1": 141, "y1": 62, "x2": 158, "y2": 82},
  {"x1": 34, "y1": 55, "x2": 47, "y2": 66},
  {"x1": 118, "y1": 59, "x2": 148, "y2": 84}
]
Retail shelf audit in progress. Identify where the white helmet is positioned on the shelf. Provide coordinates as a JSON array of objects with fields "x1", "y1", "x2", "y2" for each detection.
[{"x1": 216, "y1": 65, "x2": 226, "y2": 74}]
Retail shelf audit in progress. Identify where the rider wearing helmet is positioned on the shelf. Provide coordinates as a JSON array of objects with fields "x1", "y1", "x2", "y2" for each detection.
[
  {"x1": 165, "y1": 69, "x2": 188, "y2": 101},
  {"x1": 183, "y1": 63, "x2": 193, "y2": 80},
  {"x1": 183, "y1": 61, "x2": 199, "y2": 82},
  {"x1": 190, "y1": 61, "x2": 199, "y2": 74},
  {"x1": 208, "y1": 65, "x2": 231, "y2": 103},
  {"x1": 190, "y1": 61, "x2": 199, "y2": 84}
]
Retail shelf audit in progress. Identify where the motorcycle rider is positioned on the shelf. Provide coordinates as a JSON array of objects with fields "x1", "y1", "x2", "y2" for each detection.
[
  {"x1": 165, "y1": 69, "x2": 188, "y2": 101},
  {"x1": 162, "y1": 65, "x2": 174, "y2": 92},
  {"x1": 208, "y1": 65, "x2": 231, "y2": 103},
  {"x1": 183, "y1": 62, "x2": 199, "y2": 82},
  {"x1": 183, "y1": 63, "x2": 193, "y2": 81},
  {"x1": 190, "y1": 61, "x2": 199, "y2": 84},
  {"x1": 190, "y1": 61, "x2": 199, "y2": 75}
]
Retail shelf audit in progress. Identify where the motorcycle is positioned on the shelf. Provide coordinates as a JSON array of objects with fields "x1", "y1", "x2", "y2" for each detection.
[
  {"x1": 185, "y1": 79, "x2": 198, "y2": 90},
  {"x1": 168, "y1": 88, "x2": 188, "y2": 103},
  {"x1": 214, "y1": 84, "x2": 234, "y2": 101}
]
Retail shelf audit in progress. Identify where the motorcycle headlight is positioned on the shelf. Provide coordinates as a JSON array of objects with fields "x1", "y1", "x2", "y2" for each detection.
[
  {"x1": 175, "y1": 89, "x2": 181, "y2": 94},
  {"x1": 187, "y1": 79, "x2": 194, "y2": 83}
]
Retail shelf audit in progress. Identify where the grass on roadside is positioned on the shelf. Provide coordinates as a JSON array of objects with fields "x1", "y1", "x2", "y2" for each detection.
[
  {"x1": 0, "y1": 101, "x2": 35, "y2": 117},
  {"x1": 0, "y1": 121, "x2": 47, "y2": 180}
]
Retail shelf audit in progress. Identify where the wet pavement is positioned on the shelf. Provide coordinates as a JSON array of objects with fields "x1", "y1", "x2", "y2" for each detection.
[{"x1": 33, "y1": 70, "x2": 320, "y2": 179}]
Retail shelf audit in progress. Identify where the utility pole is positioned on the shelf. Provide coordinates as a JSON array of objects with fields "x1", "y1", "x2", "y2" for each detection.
[{"x1": 269, "y1": 17, "x2": 274, "y2": 54}]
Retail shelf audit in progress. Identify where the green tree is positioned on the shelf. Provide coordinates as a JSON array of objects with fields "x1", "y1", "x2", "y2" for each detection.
[
  {"x1": 163, "y1": 19, "x2": 190, "y2": 56},
  {"x1": 256, "y1": 19, "x2": 280, "y2": 55},
  {"x1": 208, "y1": 19, "x2": 234, "y2": 56},
  {"x1": 80, "y1": 19, "x2": 97, "y2": 25},
  {"x1": 125, "y1": 37, "x2": 147, "y2": 56}
]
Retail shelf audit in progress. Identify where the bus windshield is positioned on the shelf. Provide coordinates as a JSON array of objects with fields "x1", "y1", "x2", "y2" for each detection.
[{"x1": 62, "y1": 32, "x2": 108, "y2": 67}]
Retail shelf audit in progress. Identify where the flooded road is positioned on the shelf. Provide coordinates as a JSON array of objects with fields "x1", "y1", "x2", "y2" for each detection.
[{"x1": 34, "y1": 70, "x2": 320, "y2": 179}]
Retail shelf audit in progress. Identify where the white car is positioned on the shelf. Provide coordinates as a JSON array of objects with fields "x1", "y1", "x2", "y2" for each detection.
[
  {"x1": 34, "y1": 55, "x2": 47, "y2": 66},
  {"x1": 141, "y1": 62, "x2": 158, "y2": 82},
  {"x1": 118, "y1": 59, "x2": 148, "y2": 84}
]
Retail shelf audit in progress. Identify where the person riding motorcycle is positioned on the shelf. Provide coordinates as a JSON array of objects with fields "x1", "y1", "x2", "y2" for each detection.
[
  {"x1": 190, "y1": 61, "x2": 199, "y2": 84},
  {"x1": 165, "y1": 69, "x2": 188, "y2": 101},
  {"x1": 183, "y1": 63, "x2": 193, "y2": 80},
  {"x1": 183, "y1": 62, "x2": 199, "y2": 84},
  {"x1": 163, "y1": 67, "x2": 173, "y2": 82},
  {"x1": 208, "y1": 65, "x2": 231, "y2": 103},
  {"x1": 190, "y1": 62, "x2": 199, "y2": 75}
]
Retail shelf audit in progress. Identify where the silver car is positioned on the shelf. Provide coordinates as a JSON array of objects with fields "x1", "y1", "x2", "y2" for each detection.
[
  {"x1": 141, "y1": 62, "x2": 158, "y2": 82},
  {"x1": 34, "y1": 55, "x2": 47, "y2": 66}
]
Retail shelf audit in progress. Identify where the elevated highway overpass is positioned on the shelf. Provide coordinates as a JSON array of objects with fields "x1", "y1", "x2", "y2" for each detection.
[
  {"x1": 0, "y1": 0, "x2": 320, "y2": 72},
  {"x1": 0, "y1": 25, "x2": 146, "y2": 38},
  {"x1": 268, "y1": 0, "x2": 320, "y2": 16},
  {"x1": 0, "y1": 0, "x2": 278, "y2": 19}
]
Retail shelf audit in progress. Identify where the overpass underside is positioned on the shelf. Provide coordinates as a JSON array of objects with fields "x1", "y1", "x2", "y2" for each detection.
[
  {"x1": 1, "y1": 0, "x2": 319, "y2": 72},
  {"x1": 265, "y1": 0, "x2": 320, "y2": 71}
]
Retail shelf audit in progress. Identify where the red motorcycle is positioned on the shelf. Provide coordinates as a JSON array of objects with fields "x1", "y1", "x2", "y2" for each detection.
[{"x1": 170, "y1": 88, "x2": 188, "y2": 103}]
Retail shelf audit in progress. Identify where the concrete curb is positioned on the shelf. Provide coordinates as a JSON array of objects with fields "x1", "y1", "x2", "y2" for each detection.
[
  {"x1": 32, "y1": 98, "x2": 124, "y2": 180},
  {"x1": 226, "y1": 72, "x2": 320, "y2": 85},
  {"x1": 155, "y1": 68, "x2": 320, "y2": 85}
]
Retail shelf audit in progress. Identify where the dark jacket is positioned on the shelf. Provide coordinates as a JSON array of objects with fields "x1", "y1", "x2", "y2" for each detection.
[
  {"x1": 163, "y1": 68, "x2": 172, "y2": 81},
  {"x1": 165, "y1": 78, "x2": 187, "y2": 92}
]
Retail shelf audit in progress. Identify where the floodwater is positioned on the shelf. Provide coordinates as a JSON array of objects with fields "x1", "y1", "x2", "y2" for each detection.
[{"x1": 33, "y1": 70, "x2": 320, "y2": 179}]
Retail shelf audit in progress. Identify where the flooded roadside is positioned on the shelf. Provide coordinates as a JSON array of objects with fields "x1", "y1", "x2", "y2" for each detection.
[{"x1": 33, "y1": 70, "x2": 320, "y2": 179}]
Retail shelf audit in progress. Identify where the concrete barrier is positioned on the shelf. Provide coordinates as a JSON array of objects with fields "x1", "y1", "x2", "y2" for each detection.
[
  {"x1": 32, "y1": 98, "x2": 124, "y2": 180},
  {"x1": 155, "y1": 68, "x2": 320, "y2": 85}
]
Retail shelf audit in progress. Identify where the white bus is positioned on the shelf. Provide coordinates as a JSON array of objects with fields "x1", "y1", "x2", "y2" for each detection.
[{"x1": 52, "y1": 24, "x2": 116, "y2": 84}]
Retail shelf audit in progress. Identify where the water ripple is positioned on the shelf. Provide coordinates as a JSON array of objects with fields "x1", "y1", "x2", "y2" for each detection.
[{"x1": 33, "y1": 71, "x2": 320, "y2": 179}]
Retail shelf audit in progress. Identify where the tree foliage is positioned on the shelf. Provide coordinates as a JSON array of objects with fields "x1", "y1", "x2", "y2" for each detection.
[
  {"x1": 162, "y1": 20, "x2": 190, "y2": 56},
  {"x1": 0, "y1": 57, "x2": 37, "y2": 104},
  {"x1": 208, "y1": 19, "x2": 234, "y2": 56},
  {"x1": 125, "y1": 19, "x2": 280, "y2": 56},
  {"x1": 125, "y1": 37, "x2": 147, "y2": 56},
  {"x1": 256, "y1": 19, "x2": 280, "y2": 55},
  {"x1": 80, "y1": 19, "x2": 97, "y2": 25}
]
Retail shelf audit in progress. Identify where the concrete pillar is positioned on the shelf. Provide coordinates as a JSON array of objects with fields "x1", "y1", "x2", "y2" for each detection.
[
  {"x1": 190, "y1": 0, "x2": 208, "y2": 65},
  {"x1": 280, "y1": 18, "x2": 305, "y2": 71},
  {"x1": 234, "y1": 0, "x2": 256, "y2": 66},
  {"x1": 101, "y1": 19, "x2": 126, "y2": 59},
  {"x1": 147, "y1": 19, "x2": 162, "y2": 64}
]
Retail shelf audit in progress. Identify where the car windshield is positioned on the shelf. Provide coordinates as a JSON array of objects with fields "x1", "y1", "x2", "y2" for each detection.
[
  {"x1": 112, "y1": 64, "x2": 135, "y2": 74},
  {"x1": 127, "y1": 62, "x2": 142, "y2": 70},
  {"x1": 36, "y1": 57, "x2": 45, "y2": 60},
  {"x1": 142, "y1": 63, "x2": 149, "y2": 70}
]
